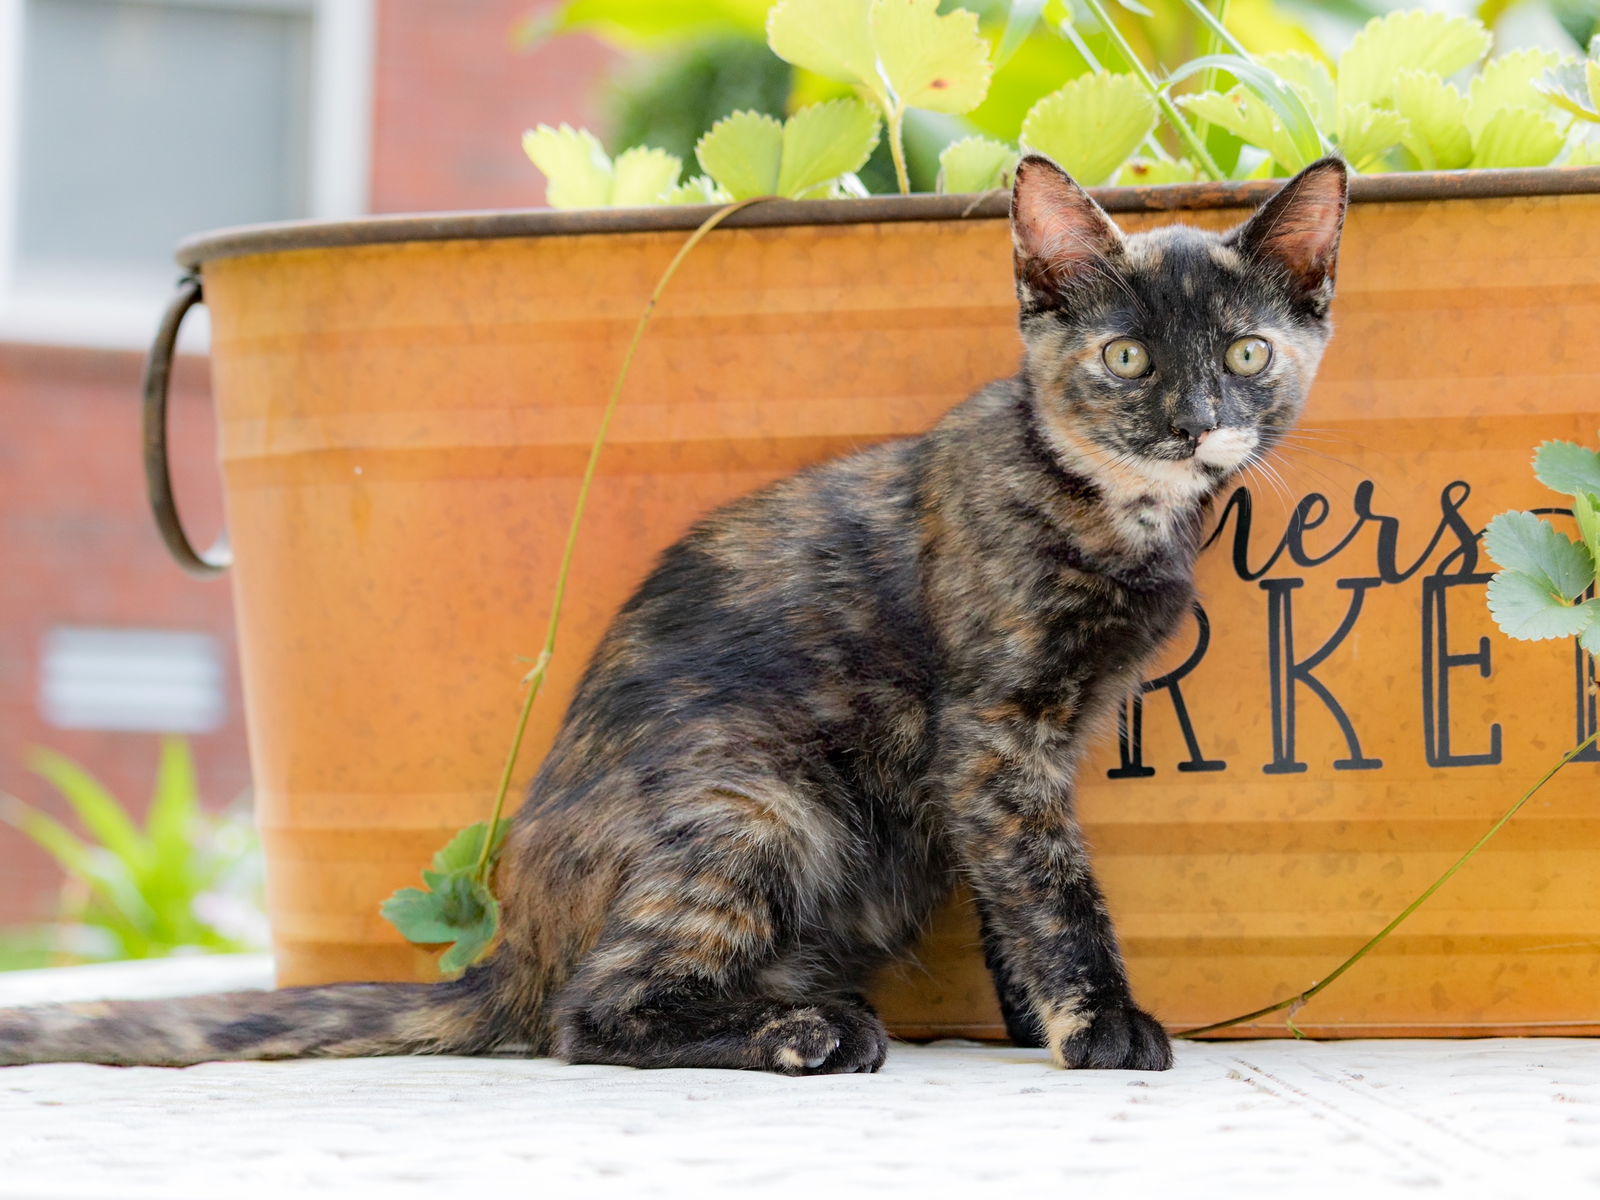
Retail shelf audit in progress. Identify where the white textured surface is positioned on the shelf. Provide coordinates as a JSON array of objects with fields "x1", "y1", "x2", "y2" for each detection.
[{"x1": 1, "y1": 957, "x2": 1598, "y2": 1198}]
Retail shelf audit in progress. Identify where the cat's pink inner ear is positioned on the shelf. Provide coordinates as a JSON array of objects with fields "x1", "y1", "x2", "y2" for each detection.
[
  {"x1": 1010, "y1": 156, "x2": 1123, "y2": 294},
  {"x1": 1234, "y1": 159, "x2": 1349, "y2": 295}
]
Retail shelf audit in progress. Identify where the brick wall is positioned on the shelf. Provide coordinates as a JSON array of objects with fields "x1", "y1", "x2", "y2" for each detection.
[{"x1": 0, "y1": 0, "x2": 615, "y2": 927}]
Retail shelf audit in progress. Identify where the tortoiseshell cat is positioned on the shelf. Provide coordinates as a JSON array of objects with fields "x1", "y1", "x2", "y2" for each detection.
[{"x1": 1, "y1": 154, "x2": 1347, "y2": 1074}]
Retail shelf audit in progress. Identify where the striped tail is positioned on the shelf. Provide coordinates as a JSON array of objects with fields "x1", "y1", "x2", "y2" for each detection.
[{"x1": 0, "y1": 966, "x2": 510, "y2": 1067}]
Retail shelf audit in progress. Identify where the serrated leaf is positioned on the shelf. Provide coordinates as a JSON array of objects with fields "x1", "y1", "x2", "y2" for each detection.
[
  {"x1": 1021, "y1": 72, "x2": 1157, "y2": 188},
  {"x1": 380, "y1": 886, "x2": 466, "y2": 945},
  {"x1": 1487, "y1": 570, "x2": 1597, "y2": 641},
  {"x1": 661, "y1": 175, "x2": 733, "y2": 205},
  {"x1": 1471, "y1": 106, "x2": 1569, "y2": 168},
  {"x1": 438, "y1": 893, "x2": 501, "y2": 975},
  {"x1": 766, "y1": 0, "x2": 881, "y2": 99},
  {"x1": 1167, "y1": 54, "x2": 1328, "y2": 168},
  {"x1": 871, "y1": 0, "x2": 993, "y2": 114},
  {"x1": 937, "y1": 135, "x2": 1018, "y2": 193},
  {"x1": 1483, "y1": 510, "x2": 1595, "y2": 598},
  {"x1": 1574, "y1": 493, "x2": 1600, "y2": 564},
  {"x1": 1536, "y1": 59, "x2": 1600, "y2": 124},
  {"x1": 1114, "y1": 157, "x2": 1200, "y2": 186},
  {"x1": 1258, "y1": 51, "x2": 1335, "y2": 129},
  {"x1": 1468, "y1": 49, "x2": 1565, "y2": 139},
  {"x1": 430, "y1": 820, "x2": 508, "y2": 875},
  {"x1": 1179, "y1": 88, "x2": 1305, "y2": 175},
  {"x1": 1335, "y1": 103, "x2": 1411, "y2": 171},
  {"x1": 778, "y1": 99, "x2": 881, "y2": 196},
  {"x1": 1391, "y1": 71, "x2": 1472, "y2": 171},
  {"x1": 1534, "y1": 440, "x2": 1600, "y2": 497},
  {"x1": 1581, "y1": 612, "x2": 1600, "y2": 655},
  {"x1": 610, "y1": 146, "x2": 684, "y2": 207},
  {"x1": 522, "y1": 124, "x2": 614, "y2": 209},
  {"x1": 1337, "y1": 11, "x2": 1490, "y2": 112},
  {"x1": 695, "y1": 109, "x2": 784, "y2": 199}
]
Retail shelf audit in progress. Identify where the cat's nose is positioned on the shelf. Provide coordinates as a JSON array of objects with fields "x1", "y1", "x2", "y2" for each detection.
[{"x1": 1171, "y1": 417, "x2": 1216, "y2": 443}]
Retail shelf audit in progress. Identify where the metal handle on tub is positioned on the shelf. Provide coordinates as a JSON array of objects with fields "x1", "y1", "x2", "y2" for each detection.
[{"x1": 142, "y1": 274, "x2": 232, "y2": 578}]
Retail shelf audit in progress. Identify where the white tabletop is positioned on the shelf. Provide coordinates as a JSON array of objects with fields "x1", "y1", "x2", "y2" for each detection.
[{"x1": 1, "y1": 955, "x2": 1595, "y2": 1198}]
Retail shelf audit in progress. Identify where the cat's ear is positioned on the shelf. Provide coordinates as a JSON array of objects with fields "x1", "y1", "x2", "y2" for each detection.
[
  {"x1": 1010, "y1": 154, "x2": 1124, "y2": 312},
  {"x1": 1227, "y1": 156, "x2": 1349, "y2": 317}
]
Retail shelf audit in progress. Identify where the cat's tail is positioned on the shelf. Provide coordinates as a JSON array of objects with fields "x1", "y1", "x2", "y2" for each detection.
[{"x1": 0, "y1": 961, "x2": 520, "y2": 1067}]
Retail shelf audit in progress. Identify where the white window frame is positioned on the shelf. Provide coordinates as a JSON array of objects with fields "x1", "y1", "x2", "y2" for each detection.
[{"x1": 0, "y1": 0, "x2": 374, "y2": 350}]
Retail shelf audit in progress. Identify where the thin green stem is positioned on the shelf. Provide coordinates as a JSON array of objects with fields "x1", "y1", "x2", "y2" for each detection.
[
  {"x1": 1081, "y1": 0, "x2": 1225, "y2": 180},
  {"x1": 886, "y1": 103, "x2": 911, "y2": 195},
  {"x1": 1176, "y1": 729, "x2": 1600, "y2": 1039},
  {"x1": 472, "y1": 197, "x2": 768, "y2": 884},
  {"x1": 1194, "y1": 0, "x2": 1230, "y2": 142},
  {"x1": 1180, "y1": 0, "x2": 1250, "y2": 60}
]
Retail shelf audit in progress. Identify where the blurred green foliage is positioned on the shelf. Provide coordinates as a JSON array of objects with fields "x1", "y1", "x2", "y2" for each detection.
[{"x1": 1, "y1": 739, "x2": 264, "y2": 965}]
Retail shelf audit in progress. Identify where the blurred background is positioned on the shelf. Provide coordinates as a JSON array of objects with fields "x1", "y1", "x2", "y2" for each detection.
[{"x1": 1, "y1": 0, "x2": 1595, "y2": 971}]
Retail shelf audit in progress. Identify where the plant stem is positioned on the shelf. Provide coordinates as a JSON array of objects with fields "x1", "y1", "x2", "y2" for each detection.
[
  {"x1": 1194, "y1": 0, "x2": 1230, "y2": 142},
  {"x1": 1081, "y1": 0, "x2": 1225, "y2": 181},
  {"x1": 1176, "y1": 729, "x2": 1600, "y2": 1039},
  {"x1": 887, "y1": 103, "x2": 911, "y2": 194},
  {"x1": 1181, "y1": 0, "x2": 1249, "y2": 60},
  {"x1": 472, "y1": 197, "x2": 768, "y2": 884}
]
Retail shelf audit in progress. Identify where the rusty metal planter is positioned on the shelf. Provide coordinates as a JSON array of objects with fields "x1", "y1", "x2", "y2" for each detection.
[{"x1": 151, "y1": 167, "x2": 1600, "y2": 1039}]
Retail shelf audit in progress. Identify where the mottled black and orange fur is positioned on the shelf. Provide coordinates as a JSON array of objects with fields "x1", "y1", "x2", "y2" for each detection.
[{"x1": 0, "y1": 155, "x2": 1348, "y2": 1074}]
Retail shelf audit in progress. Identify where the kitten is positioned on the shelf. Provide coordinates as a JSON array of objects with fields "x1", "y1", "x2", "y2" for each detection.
[{"x1": 0, "y1": 154, "x2": 1347, "y2": 1073}]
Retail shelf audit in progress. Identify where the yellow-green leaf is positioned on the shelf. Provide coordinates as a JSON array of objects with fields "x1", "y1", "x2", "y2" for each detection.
[
  {"x1": 870, "y1": 0, "x2": 993, "y2": 115},
  {"x1": 1178, "y1": 88, "x2": 1305, "y2": 174},
  {"x1": 1020, "y1": 72, "x2": 1157, "y2": 188},
  {"x1": 522, "y1": 124, "x2": 614, "y2": 209},
  {"x1": 1114, "y1": 158, "x2": 1201, "y2": 186},
  {"x1": 610, "y1": 146, "x2": 684, "y2": 207},
  {"x1": 1391, "y1": 71, "x2": 1472, "y2": 171},
  {"x1": 936, "y1": 136, "x2": 1018, "y2": 193},
  {"x1": 1536, "y1": 58, "x2": 1600, "y2": 125},
  {"x1": 778, "y1": 99, "x2": 881, "y2": 196},
  {"x1": 1336, "y1": 102, "x2": 1410, "y2": 171},
  {"x1": 1468, "y1": 49, "x2": 1566, "y2": 140},
  {"x1": 661, "y1": 175, "x2": 733, "y2": 204},
  {"x1": 695, "y1": 110, "x2": 784, "y2": 199},
  {"x1": 1337, "y1": 10, "x2": 1490, "y2": 112},
  {"x1": 766, "y1": 0, "x2": 881, "y2": 100},
  {"x1": 1471, "y1": 106, "x2": 1565, "y2": 169},
  {"x1": 1258, "y1": 51, "x2": 1335, "y2": 129}
]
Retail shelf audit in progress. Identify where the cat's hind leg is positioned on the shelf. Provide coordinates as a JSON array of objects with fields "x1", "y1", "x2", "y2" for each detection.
[{"x1": 548, "y1": 781, "x2": 888, "y2": 1074}]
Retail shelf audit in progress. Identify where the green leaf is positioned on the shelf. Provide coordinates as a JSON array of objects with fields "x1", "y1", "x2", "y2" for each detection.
[
  {"x1": 1020, "y1": 72, "x2": 1157, "y2": 187},
  {"x1": 1114, "y1": 157, "x2": 1201, "y2": 186},
  {"x1": 994, "y1": 0, "x2": 1046, "y2": 69},
  {"x1": 1573, "y1": 492, "x2": 1600, "y2": 565},
  {"x1": 146, "y1": 737, "x2": 200, "y2": 881},
  {"x1": 1536, "y1": 59, "x2": 1600, "y2": 125},
  {"x1": 1487, "y1": 570, "x2": 1597, "y2": 641},
  {"x1": 438, "y1": 893, "x2": 502, "y2": 976},
  {"x1": 661, "y1": 175, "x2": 733, "y2": 204},
  {"x1": 1581, "y1": 614, "x2": 1600, "y2": 656},
  {"x1": 430, "y1": 820, "x2": 508, "y2": 876},
  {"x1": 871, "y1": 0, "x2": 993, "y2": 115},
  {"x1": 1468, "y1": 49, "x2": 1565, "y2": 140},
  {"x1": 1178, "y1": 88, "x2": 1306, "y2": 175},
  {"x1": 778, "y1": 99, "x2": 881, "y2": 197},
  {"x1": 522, "y1": 125, "x2": 615, "y2": 209},
  {"x1": 1337, "y1": 10, "x2": 1490, "y2": 113},
  {"x1": 1257, "y1": 51, "x2": 1335, "y2": 129},
  {"x1": 936, "y1": 135, "x2": 1018, "y2": 193},
  {"x1": 695, "y1": 110, "x2": 783, "y2": 199},
  {"x1": 28, "y1": 748, "x2": 148, "y2": 875},
  {"x1": 1335, "y1": 103, "x2": 1411, "y2": 171},
  {"x1": 1391, "y1": 71, "x2": 1473, "y2": 171},
  {"x1": 1167, "y1": 54, "x2": 1327, "y2": 169},
  {"x1": 766, "y1": 0, "x2": 881, "y2": 101},
  {"x1": 1534, "y1": 440, "x2": 1600, "y2": 497},
  {"x1": 1483, "y1": 510, "x2": 1595, "y2": 598},
  {"x1": 610, "y1": 146, "x2": 684, "y2": 207},
  {"x1": 520, "y1": 0, "x2": 771, "y2": 49},
  {"x1": 1568, "y1": 138, "x2": 1600, "y2": 166},
  {"x1": 380, "y1": 887, "x2": 467, "y2": 946}
]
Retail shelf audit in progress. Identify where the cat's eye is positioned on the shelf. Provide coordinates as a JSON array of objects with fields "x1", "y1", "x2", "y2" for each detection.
[
  {"x1": 1103, "y1": 338, "x2": 1150, "y2": 379},
  {"x1": 1224, "y1": 336, "x2": 1272, "y2": 376}
]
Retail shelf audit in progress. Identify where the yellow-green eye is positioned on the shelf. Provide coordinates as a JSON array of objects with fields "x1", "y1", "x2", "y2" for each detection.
[
  {"x1": 1224, "y1": 335, "x2": 1272, "y2": 376},
  {"x1": 1103, "y1": 338, "x2": 1150, "y2": 379}
]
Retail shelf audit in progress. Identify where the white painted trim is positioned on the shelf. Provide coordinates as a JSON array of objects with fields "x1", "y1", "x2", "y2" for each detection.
[{"x1": 0, "y1": 0, "x2": 374, "y2": 351}]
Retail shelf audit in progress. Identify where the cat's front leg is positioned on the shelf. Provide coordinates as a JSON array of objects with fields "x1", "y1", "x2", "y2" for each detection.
[{"x1": 939, "y1": 702, "x2": 1173, "y2": 1071}]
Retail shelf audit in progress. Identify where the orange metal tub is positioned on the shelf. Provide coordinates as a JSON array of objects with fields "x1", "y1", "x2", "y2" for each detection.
[{"x1": 156, "y1": 168, "x2": 1600, "y2": 1038}]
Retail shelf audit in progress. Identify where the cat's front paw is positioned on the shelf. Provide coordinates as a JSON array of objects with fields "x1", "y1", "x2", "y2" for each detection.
[{"x1": 1054, "y1": 1004, "x2": 1173, "y2": 1071}]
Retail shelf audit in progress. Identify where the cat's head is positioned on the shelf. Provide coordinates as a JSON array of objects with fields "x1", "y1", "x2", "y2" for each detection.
[{"x1": 1010, "y1": 153, "x2": 1348, "y2": 502}]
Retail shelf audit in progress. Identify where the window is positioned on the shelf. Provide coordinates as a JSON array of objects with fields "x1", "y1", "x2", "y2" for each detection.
[
  {"x1": 0, "y1": 0, "x2": 373, "y2": 348},
  {"x1": 39, "y1": 627, "x2": 227, "y2": 733}
]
